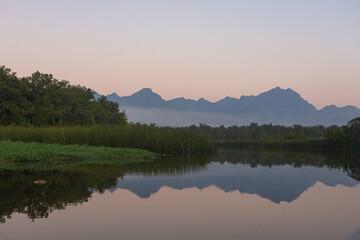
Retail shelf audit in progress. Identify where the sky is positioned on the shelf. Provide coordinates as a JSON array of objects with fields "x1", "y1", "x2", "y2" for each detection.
[{"x1": 1, "y1": 0, "x2": 360, "y2": 109}]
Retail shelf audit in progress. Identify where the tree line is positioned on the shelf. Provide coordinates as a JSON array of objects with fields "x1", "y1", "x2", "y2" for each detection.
[
  {"x1": 325, "y1": 117, "x2": 360, "y2": 150},
  {"x1": 187, "y1": 123, "x2": 327, "y2": 140},
  {"x1": 186, "y1": 119, "x2": 360, "y2": 150},
  {"x1": 0, "y1": 66, "x2": 126, "y2": 126}
]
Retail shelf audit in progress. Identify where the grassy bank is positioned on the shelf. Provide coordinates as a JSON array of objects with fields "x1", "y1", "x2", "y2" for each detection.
[
  {"x1": 213, "y1": 138, "x2": 339, "y2": 151},
  {"x1": 0, "y1": 125, "x2": 214, "y2": 155},
  {"x1": 0, "y1": 141, "x2": 155, "y2": 170}
]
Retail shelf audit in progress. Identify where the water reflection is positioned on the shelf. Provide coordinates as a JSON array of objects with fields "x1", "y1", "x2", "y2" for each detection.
[
  {"x1": 115, "y1": 149, "x2": 360, "y2": 202},
  {"x1": 0, "y1": 149, "x2": 360, "y2": 223},
  {"x1": 0, "y1": 157, "x2": 208, "y2": 223}
]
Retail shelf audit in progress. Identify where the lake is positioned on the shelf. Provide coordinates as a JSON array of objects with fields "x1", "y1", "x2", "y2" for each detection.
[{"x1": 1, "y1": 149, "x2": 360, "y2": 240}]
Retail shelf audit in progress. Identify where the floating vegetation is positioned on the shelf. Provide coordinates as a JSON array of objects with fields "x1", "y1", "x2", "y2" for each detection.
[{"x1": 0, "y1": 141, "x2": 155, "y2": 170}]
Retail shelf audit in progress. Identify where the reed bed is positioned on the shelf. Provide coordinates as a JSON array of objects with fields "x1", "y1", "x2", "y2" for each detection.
[{"x1": 0, "y1": 125, "x2": 214, "y2": 155}]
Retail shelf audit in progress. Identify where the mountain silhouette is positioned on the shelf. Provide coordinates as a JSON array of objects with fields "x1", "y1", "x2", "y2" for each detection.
[
  {"x1": 96, "y1": 87, "x2": 360, "y2": 126},
  {"x1": 108, "y1": 88, "x2": 165, "y2": 108}
]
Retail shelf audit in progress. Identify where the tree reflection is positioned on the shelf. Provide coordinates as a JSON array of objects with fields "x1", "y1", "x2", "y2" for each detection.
[
  {"x1": 0, "y1": 150, "x2": 359, "y2": 223},
  {"x1": 0, "y1": 157, "x2": 209, "y2": 223},
  {"x1": 344, "y1": 159, "x2": 360, "y2": 181}
]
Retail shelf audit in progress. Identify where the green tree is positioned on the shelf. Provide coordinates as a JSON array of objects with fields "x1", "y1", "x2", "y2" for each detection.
[
  {"x1": 0, "y1": 66, "x2": 127, "y2": 126},
  {"x1": 91, "y1": 96, "x2": 127, "y2": 125},
  {"x1": 0, "y1": 66, "x2": 29, "y2": 125},
  {"x1": 347, "y1": 117, "x2": 360, "y2": 148}
]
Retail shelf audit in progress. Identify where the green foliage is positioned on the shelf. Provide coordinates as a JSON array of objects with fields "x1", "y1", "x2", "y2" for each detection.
[
  {"x1": 188, "y1": 119, "x2": 360, "y2": 151},
  {"x1": 0, "y1": 125, "x2": 214, "y2": 155},
  {"x1": 324, "y1": 117, "x2": 360, "y2": 150},
  {"x1": 0, "y1": 141, "x2": 155, "y2": 170},
  {"x1": 0, "y1": 66, "x2": 126, "y2": 126},
  {"x1": 0, "y1": 67, "x2": 29, "y2": 125},
  {"x1": 348, "y1": 117, "x2": 360, "y2": 143},
  {"x1": 187, "y1": 123, "x2": 326, "y2": 140},
  {"x1": 93, "y1": 96, "x2": 127, "y2": 125}
]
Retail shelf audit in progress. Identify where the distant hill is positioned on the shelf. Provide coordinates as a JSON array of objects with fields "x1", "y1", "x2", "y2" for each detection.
[{"x1": 96, "y1": 87, "x2": 360, "y2": 126}]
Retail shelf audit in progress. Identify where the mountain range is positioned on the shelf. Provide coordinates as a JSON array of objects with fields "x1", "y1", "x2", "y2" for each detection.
[{"x1": 94, "y1": 87, "x2": 360, "y2": 126}]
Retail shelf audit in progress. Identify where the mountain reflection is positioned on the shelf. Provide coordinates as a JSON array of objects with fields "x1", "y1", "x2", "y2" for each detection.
[
  {"x1": 114, "y1": 150, "x2": 359, "y2": 202},
  {"x1": 1, "y1": 149, "x2": 359, "y2": 223}
]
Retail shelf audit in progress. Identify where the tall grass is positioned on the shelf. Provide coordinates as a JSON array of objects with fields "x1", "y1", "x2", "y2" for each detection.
[{"x1": 0, "y1": 125, "x2": 214, "y2": 155}]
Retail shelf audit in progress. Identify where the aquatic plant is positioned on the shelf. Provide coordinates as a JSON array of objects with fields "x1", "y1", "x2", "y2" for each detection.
[{"x1": 0, "y1": 141, "x2": 155, "y2": 170}]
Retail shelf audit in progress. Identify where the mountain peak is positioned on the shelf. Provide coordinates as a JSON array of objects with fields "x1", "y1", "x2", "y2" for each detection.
[
  {"x1": 261, "y1": 87, "x2": 301, "y2": 98},
  {"x1": 131, "y1": 88, "x2": 162, "y2": 97},
  {"x1": 267, "y1": 86, "x2": 283, "y2": 92},
  {"x1": 130, "y1": 88, "x2": 160, "y2": 97},
  {"x1": 197, "y1": 98, "x2": 211, "y2": 103},
  {"x1": 216, "y1": 96, "x2": 238, "y2": 104},
  {"x1": 131, "y1": 88, "x2": 155, "y2": 96},
  {"x1": 116, "y1": 88, "x2": 165, "y2": 108},
  {"x1": 267, "y1": 86, "x2": 292, "y2": 93},
  {"x1": 108, "y1": 92, "x2": 119, "y2": 97},
  {"x1": 138, "y1": 88, "x2": 153, "y2": 93}
]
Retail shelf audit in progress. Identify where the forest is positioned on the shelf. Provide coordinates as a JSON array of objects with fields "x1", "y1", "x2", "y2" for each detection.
[{"x1": 0, "y1": 66, "x2": 126, "y2": 126}]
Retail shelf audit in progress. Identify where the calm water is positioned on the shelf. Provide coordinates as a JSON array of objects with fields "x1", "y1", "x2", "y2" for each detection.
[{"x1": 1, "y1": 149, "x2": 360, "y2": 240}]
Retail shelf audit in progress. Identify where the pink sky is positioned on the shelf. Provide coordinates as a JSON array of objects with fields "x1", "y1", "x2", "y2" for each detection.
[{"x1": 1, "y1": 0, "x2": 359, "y2": 109}]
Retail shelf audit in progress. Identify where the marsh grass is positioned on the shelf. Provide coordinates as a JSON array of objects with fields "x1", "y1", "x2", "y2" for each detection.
[
  {"x1": 0, "y1": 141, "x2": 155, "y2": 170},
  {"x1": 0, "y1": 125, "x2": 214, "y2": 155}
]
